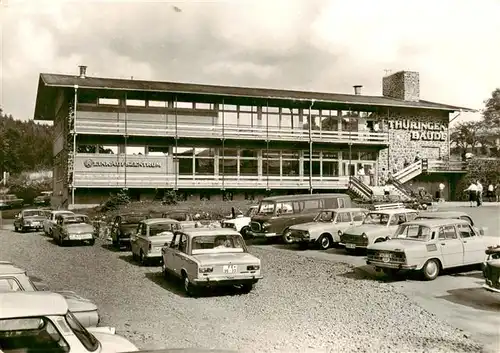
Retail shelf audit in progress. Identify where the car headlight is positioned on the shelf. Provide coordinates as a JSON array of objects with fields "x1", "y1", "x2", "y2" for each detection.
[
  {"x1": 362, "y1": 233, "x2": 367, "y2": 239},
  {"x1": 199, "y1": 267, "x2": 213, "y2": 273},
  {"x1": 338, "y1": 230, "x2": 343, "y2": 236},
  {"x1": 247, "y1": 265, "x2": 260, "y2": 271}
]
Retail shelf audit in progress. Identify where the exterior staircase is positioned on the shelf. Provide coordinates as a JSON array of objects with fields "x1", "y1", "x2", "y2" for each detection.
[
  {"x1": 347, "y1": 176, "x2": 373, "y2": 202},
  {"x1": 392, "y1": 160, "x2": 422, "y2": 184}
]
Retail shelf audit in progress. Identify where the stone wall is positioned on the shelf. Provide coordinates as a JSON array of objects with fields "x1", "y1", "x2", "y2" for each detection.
[
  {"x1": 455, "y1": 158, "x2": 500, "y2": 200},
  {"x1": 375, "y1": 109, "x2": 449, "y2": 183},
  {"x1": 382, "y1": 71, "x2": 420, "y2": 102}
]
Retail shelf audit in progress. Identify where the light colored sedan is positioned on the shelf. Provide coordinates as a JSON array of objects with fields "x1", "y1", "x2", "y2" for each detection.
[
  {"x1": 131, "y1": 218, "x2": 181, "y2": 265},
  {"x1": 52, "y1": 214, "x2": 95, "y2": 246},
  {"x1": 161, "y1": 228, "x2": 262, "y2": 296},
  {"x1": 43, "y1": 210, "x2": 74, "y2": 236},
  {"x1": 0, "y1": 291, "x2": 138, "y2": 353},
  {"x1": 366, "y1": 219, "x2": 496, "y2": 280},
  {"x1": 340, "y1": 208, "x2": 419, "y2": 252},
  {"x1": 0, "y1": 261, "x2": 100, "y2": 327},
  {"x1": 287, "y1": 208, "x2": 368, "y2": 249}
]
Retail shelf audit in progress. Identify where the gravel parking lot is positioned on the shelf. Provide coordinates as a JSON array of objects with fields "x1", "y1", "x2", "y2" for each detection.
[{"x1": 0, "y1": 222, "x2": 487, "y2": 353}]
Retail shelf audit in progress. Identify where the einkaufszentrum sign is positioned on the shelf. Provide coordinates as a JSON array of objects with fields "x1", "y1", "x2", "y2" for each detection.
[{"x1": 83, "y1": 159, "x2": 161, "y2": 168}]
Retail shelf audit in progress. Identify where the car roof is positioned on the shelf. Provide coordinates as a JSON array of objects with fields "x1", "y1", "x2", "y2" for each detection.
[
  {"x1": 416, "y1": 211, "x2": 469, "y2": 218},
  {"x1": 320, "y1": 207, "x2": 368, "y2": 212},
  {"x1": 368, "y1": 208, "x2": 418, "y2": 215},
  {"x1": 0, "y1": 262, "x2": 25, "y2": 275},
  {"x1": 0, "y1": 292, "x2": 68, "y2": 319},
  {"x1": 261, "y1": 193, "x2": 347, "y2": 202},
  {"x1": 182, "y1": 228, "x2": 242, "y2": 238},
  {"x1": 142, "y1": 218, "x2": 179, "y2": 225},
  {"x1": 163, "y1": 209, "x2": 189, "y2": 213},
  {"x1": 51, "y1": 210, "x2": 74, "y2": 214},
  {"x1": 405, "y1": 218, "x2": 470, "y2": 227}
]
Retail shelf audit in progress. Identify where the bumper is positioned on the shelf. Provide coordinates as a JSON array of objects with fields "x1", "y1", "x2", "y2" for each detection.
[
  {"x1": 193, "y1": 275, "x2": 263, "y2": 287},
  {"x1": 248, "y1": 231, "x2": 278, "y2": 238},
  {"x1": 483, "y1": 281, "x2": 500, "y2": 293},
  {"x1": 22, "y1": 224, "x2": 43, "y2": 230},
  {"x1": 366, "y1": 260, "x2": 417, "y2": 270},
  {"x1": 145, "y1": 249, "x2": 164, "y2": 258},
  {"x1": 118, "y1": 237, "x2": 131, "y2": 245},
  {"x1": 345, "y1": 243, "x2": 367, "y2": 250}
]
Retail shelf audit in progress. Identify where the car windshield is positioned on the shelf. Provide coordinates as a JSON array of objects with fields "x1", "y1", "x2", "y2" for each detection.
[
  {"x1": 63, "y1": 218, "x2": 81, "y2": 225},
  {"x1": 257, "y1": 201, "x2": 275, "y2": 215},
  {"x1": 314, "y1": 211, "x2": 335, "y2": 222},
  {"x1": 393, "y1": 224, "x2": 432, "y2": 241},
  {"x1": 74, "y1": 216, "x2": 89, "y2": 224},
  {"x1": 23, "y1": 210, "x2": 45, "y2": 217},
  {"x1": 149, "y1": 223, "x2": 181, "y2": 236},
  {"x1": 0, "y1": 317, "x2": 70, "y2": 353},
  {"x1": 362, "y1": 213, "x2": 399, "y2": 226},
  {"x1": 191, "y1": 234, "x2": 246, "y2": 255},
  {"x1": 245, "y1": 207, "x2": 258, "y2": 217},
  {"x1": 64, "y1": 311, "x2": 99, "y2": 352}
]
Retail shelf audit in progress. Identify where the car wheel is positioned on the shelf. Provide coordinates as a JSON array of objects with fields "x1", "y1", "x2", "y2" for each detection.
[
  {"x1": 183, "y1": 274, "x2": 197, "y2": 297},
  {"x1": 14, "y1": 225, "x2": 18, "y2": 232},
  {"x1": 317, "y1": 234, "x2": 331, "y2": 250},
  {"x1": 240, "y1": 226, "x2": 251, "y2": 239},
  {"x1": 282, "y1": 228, "x2": 294, "y2": 244},
  {"x1": 239, "y1": 283, "x2": 254, "y2": 294},
  {"x1": 421, "y1": 259, "x2": 440, "y2": 281}
]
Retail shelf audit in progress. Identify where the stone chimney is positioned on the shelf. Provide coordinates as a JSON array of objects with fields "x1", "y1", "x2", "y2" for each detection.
[
  {"x1": 382, "y1": 71, "x2": 420, "y2": 102},
  {"x1": 353, "y1": 85, "x2": 362, "y2": 95},
  {"x1": 78, "y1": 65, "x2": 87, "y2": 79}
]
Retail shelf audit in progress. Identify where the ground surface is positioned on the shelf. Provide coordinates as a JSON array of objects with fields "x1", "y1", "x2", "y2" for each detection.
[{"x1": 0, "y1": 204, "x2": 498, "y2": 353}]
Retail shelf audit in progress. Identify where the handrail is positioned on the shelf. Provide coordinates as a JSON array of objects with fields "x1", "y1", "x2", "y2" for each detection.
[
  {"x1": 393, "y1": 160, "x2": 422, "y2": 180},
  {"x1": 389, "y1": 178, "x2": 414, "y2": 199},
  {"x1": 349, "y1": 176, "x2": 373, "y2": 196}
]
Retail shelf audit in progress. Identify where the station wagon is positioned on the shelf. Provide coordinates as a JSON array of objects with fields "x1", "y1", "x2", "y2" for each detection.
[{"x1": 249, "y1": 193, "x2": 352, "y2": 243}]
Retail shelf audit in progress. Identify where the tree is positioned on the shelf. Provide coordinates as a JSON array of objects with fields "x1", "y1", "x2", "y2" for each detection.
[
  {"x1": 482, "y1": 88, "x2": 500, "y2": 128},
  {"x1": 450, "y1": 121, "x2": 487, "y2": 157}
]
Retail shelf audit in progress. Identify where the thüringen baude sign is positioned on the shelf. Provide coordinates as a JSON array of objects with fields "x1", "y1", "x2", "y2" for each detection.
[{"x1": 387, "y1": 120, "x2": 447, "y2": 141}]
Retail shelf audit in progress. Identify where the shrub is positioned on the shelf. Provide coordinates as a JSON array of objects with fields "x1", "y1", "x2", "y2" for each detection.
[
  {"x1": 162, "y1": 190, "x2": 180, "y2": 205},
  {"x1": 100, "y1": 189, "x2": 131, "y2": 212},
  {"x1": 4, "y1": 175, "x2": 52, "y2": 206}
]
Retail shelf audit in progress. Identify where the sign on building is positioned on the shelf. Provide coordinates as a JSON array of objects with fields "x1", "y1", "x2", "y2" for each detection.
[{"x1": 388, "y1": 120, "x2": 447, "y2": 141}]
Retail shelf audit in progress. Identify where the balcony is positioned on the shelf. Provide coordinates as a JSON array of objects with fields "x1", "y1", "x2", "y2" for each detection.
[
  {"x1": 74, "y1": 111, "x2": 388, "y2": 145},
  {"x1": 72, "y1": 173, "x2": 350, "y2": 189}
]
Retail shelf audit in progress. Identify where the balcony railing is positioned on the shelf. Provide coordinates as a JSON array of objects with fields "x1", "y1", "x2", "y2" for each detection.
[
  {"x1": 72, "y1": 173, "x2": 350, "y2": 189},
  {"x1": 74, "y1": 117, "x2": 388, "y2": 145},
  {"x1": 428, "y1": 160, "x2": 466, "y2": 172}
]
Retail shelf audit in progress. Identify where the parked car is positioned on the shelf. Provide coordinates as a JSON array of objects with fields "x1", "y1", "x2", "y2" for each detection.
[
  {"x1": 13, "y1": 209, "x2": 46, "y2": 232},
  {"x1": 287, "y1": 208, "x2": 369, "y2": 249},
  {"x1": 340, "y1": 208, "x2": 419, "y2": 252},
  {"x1": 43, "y1": 209, "x2": 75, "y2": 236},
  {"x1": 161, "y1": 228, "x2": 262, "y2": 296},
  {"x1": 221, "y1": 205, "x2": 258, "y2": 238},
  {"x1": 0, "y1": 291, "x2": 138, "y2": 352},
  {"x1": 249, "y1": 193, "x2": 352, "y2": 243},
  {"x1": 366, "y1": 219, "x2": 494, "y2": 280},
  {"x1": 0, "y1": 194, "x2": 24, "y2": 210},
  {"x1": 33, "y1": 191, "x2": 53, "y2": 206},
  {"x1": 131, "y1": 218, "x2": 181, "y2": 265},
  {"x1": 0, "y1": 261, "x2": 100, "y2": 327},
  {"x1": 52, "y1": 214, "x2": 95, "y2": 246},
  {"x1": 414, "y1": 211, "x2": 484, "y2": 231},
  {"x1": 110, "y1": 213, "x2": 148, "y2": 249},
  {"x1": 162, "y1": 210, "x2": 202, "y2": 228},
  {"x1": 482, "y1": 245, "x2": 500, "y2": 293}
]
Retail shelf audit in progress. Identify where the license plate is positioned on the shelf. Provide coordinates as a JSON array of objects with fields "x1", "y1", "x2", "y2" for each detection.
[
  {"x1": 71, "y1": 234, "x2": 91, "y2": 240},
  {"x1": 223, "y1": 265, "x2": 237, "y2": 274},
  {"x1": 346, "y1": 243, "x2": 356, "y2": 249}
]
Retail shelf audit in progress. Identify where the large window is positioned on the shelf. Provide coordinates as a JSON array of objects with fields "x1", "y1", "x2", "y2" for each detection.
[
  {"x1": 303, "y1": 150, "x2": 321, "y2": 176},
  {"x1": 194, "y1": 148, "x2": 215, "y2": 175},
  {"x1": 240, "y1": 149, "x2": 258, "y2": 176},
  {"x1": 282, "y1": 151, "x2": 299, "y2": 176},
  {"x1": 322, "y1": 151, "x2": 339, "y2": 176},
  {"x1": 262, "y1": 149, "x2": 280, "y2": 176},
  {"x1": 320, "y1": 110, "x2": 339, "y2": 131},
  {"x1": 174, "y1": 147, "x2": 193, "y2": 175}
]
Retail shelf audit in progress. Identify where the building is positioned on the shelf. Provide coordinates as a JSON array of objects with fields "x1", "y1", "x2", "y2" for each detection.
[{"x1": 33, "y1": 67, "x2": 474, "y2": 208}]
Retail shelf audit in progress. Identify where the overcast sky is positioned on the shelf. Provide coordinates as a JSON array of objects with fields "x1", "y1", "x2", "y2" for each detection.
[{"x1": 1, "y1": 0, "x2": 499, "y2": 124}]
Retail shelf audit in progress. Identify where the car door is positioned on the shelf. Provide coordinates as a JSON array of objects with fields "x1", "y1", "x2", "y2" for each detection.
[
  {"x1": 437, "y1": 225, "x2": 464, "y2": 268},
  {"x1": 176, "y1": 233, "x2": 190, "y2": 275},
  {"x1": 163, "y1": 233, "x2": 180, "y2": 275},
  {"x1": 334, "y1": 211, "x2": 353, "y2": 233},
  {"x1": 457, "y1": 223, "x2": 486, "y2": 265},
  {"x1": 136, "y1": 224, "x2": 149, "y2": 255}
]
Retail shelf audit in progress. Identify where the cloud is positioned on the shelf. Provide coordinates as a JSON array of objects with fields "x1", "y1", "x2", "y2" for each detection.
[{"x1": 1, "y1": 0, "x2": 499, "y2": 122}]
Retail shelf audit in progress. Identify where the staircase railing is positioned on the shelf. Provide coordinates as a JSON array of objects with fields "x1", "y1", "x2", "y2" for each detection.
[
  {"x1": 393, "y1": 160, "x2": 422, "y2": 182},
  {"x1": 389, "y1": 178, "x2": 414, "y2": 200},
  {"x1": 349, "y1": 176, "x2": 373, "y2": 200}
]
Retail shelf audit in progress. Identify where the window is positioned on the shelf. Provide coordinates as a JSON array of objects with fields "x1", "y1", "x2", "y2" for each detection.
[
  {"x1": 337, "y1": 198, "x2": 345, "y2": 208},
  {"x1": 352, "y1": 211, "x2": 366, "y2": 222},
  {"x1": 276, "y1": 202, "x2": 294, "y2": 215},
  {"x1": 0, "y1": 317, "x2": 70, "y2": 353},
  {"x1": 406, "y1": 212, "x2": 418, "y2": 221},
  {"x1": 149, "y1": 223, "x2": 180, "y2": 236},
  {"x1": 77, "y1": 144, "x2": 96, "y2": 153},
  {"x1": 176, "y1": 101, "x2": 194, "y2": 109},
  {"x1": 457, "y1": 224, "x2": 475, "y2": 238},
  {"x1": 98, "y1": 98, "x2": 119, "y2": 105},
  {"x1": 170, "y1": 234, "x2": 180, "y2": 248},
  {"x1": 191, "y1": 234, "x2": 246, "y2": 255},
  {"x1": 336, "y1": 212, "x2": 351, "y2": 223},
  {"x1": 0, "y1": 278, "x2": 22, "y2": 292},
  {"x1": 258, "y1": 201, "x2": 275, "y2": 215},
  {"x1": 439, "y1": 226, "x2": 457, "y2": 240},
  {"x1": 315, "y1": 211, "x2": 334, "y2": 222},
  {"x1": 65, "y1": 311, "x2": 99, "y2": 351},
  {"x1": 140, "y1": 224, "x2": 147, "y2": 236},
  {"x1": 126, "y1": 99, "x2": 146, "y2": 107}
]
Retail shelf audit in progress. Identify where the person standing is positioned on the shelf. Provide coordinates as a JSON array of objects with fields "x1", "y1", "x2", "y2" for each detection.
[
  {"x1": 487, "y1": 183, "x2": 494, "y2": 202},
  {"x1": 477, "y1": 180, "x2": 483, "y2": 206},
  {"x1": 464, "y1": 182, "x2": 478, "y2": 207},
  {"x1": 357, "y1": 166, "x2": 366, "y2": 184},
  {"x1": 438, "y1": 182, "x2": 445, "y2": 203},
  {"x1": 368, "y1": 166, "x2": 375, "y2": 186}
]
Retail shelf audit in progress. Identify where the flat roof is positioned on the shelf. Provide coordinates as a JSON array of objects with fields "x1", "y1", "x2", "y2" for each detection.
[
  {"x1": 182, "y1": 228, "x2": 241, "y2": 237},
  {"x1": 369, "y1": 208, "x2": 418, "y2": 214},
  {"x1": 0, "y1": 292, "x2": 68, "y2": 319},
  {"x1": 142, "y1": 218, "x2": 179, "y2": 225},
  {"x1": 406, "y1": 219, "x2": 470, "y2": 227},
  {"x1": 34, "y1": 73, "x2": 476, "y2": 121}
]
